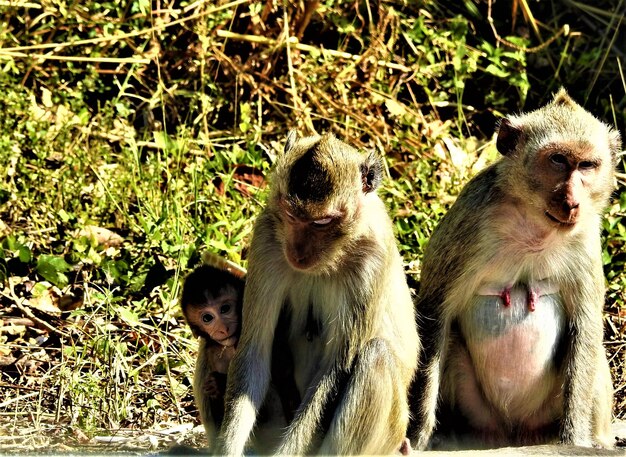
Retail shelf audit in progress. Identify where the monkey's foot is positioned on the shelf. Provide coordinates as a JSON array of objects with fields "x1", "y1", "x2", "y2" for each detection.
[{"x1": 399, "y1": 437, "x2": 411, "y2": 456}]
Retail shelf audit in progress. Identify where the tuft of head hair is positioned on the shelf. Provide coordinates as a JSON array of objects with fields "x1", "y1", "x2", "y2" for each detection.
[
  {"x1": 496, "y1": 87, "x2": 622, "y2": 163},
  {"x1": 551, "y1": 87, "x2": 576, "y2": 107},
  {"x1": 273, "y1": 132, "x2": 383, "y2": 208},
  {"x1": 181, "y1": 264, "x2": 245, "y2": 307},
  {"x1": 284, "y1": 129, "x2": 298, "y2": 154},
  {"x1": 288, "y1": 139, "x2": 334, "y2": 202},
  {"x1": 360, "y1": 150, "x2": 383, "y2": 193}
]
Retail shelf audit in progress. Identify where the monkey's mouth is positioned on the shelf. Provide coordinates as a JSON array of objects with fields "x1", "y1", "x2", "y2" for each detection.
[
  {"x1": 215, "y1": 335, "x2": 237, "y2": 347},
  {"x1": 285, "y1": 250, "x2": 318, "y2": 271},
  {"x1": 545, "y1": 211, "x2": 576, "y2": 228}
]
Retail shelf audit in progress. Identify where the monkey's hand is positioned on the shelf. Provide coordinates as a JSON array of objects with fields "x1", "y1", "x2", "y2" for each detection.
[{"x1": 205, "y1": 371, "x2": 227, "y2": 399}]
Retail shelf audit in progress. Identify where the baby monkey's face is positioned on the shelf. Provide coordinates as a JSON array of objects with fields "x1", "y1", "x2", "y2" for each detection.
[{"x1": 189, "y1": 284, "x2": 240, "y2": 347}]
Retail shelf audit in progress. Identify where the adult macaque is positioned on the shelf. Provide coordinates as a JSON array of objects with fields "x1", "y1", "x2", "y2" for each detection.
[
  {"x1": 410, "y1": 88, "x2": 620, "y2": 450},
  {"x1": 216, "y1": 132, "x2": 420, "y2": 455},
  {"x1": 180, "y1": 261, "x2": 299, "y2": 451}
]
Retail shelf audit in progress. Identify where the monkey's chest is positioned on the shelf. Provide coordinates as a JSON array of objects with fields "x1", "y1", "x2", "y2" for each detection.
[
  {"x1": 459, "y1": 283, "x2": 566, "y2": 410},
  {"x1": 285, "y1": 283, "x2": 348, "y2": 393},
  {"x1": 287, "y1": 302, "x2": 333, "y2": 394}
]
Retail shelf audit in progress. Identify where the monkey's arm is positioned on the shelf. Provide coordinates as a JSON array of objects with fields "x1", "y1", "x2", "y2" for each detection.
[
  {"x1": 205, "y1": 371, "x2": 227, "y2": 398},
  {"x1": 216, "y1": 261, "x2": 285, "y2": 455},
  {"x1": 559, "y1": 257, "x2": 606, "y2": 446},
  {"x1": 409, "y1": 289, "x2": 450, "y2": 450},
  {"x1": 408, "y1": 185, "x2": 482, "y2": 450},
  {"x1": 275, "y1": 363, "x2": 346, "y2": 455},
  {"x1": 217, "y1": 343, "x2": 273, "y2": 455},
  {"x1": 207, "y1": 374, "x2": 226, "y2": 429},
  {"x1": 193, "y1": 339, "x2": 219, "y2": 449}
]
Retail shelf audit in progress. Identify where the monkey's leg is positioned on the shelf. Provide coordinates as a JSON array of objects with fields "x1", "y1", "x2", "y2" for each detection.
[
  {"x1": 442, "y1": 340, "x2": 501, "y2": 435},
  {"x1": 318, "y1": 338, "x2": 408, "y2": 455}
]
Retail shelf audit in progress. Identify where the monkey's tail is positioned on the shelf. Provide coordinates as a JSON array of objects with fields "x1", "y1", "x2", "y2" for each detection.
[{"x1": 201, "y1": 251, "x2": 247, "y2": 279}]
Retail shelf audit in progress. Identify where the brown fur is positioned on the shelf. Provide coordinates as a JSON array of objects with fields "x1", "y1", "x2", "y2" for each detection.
[
  {"x1": 216, "y1": 132, "x2": 420, "y2": 455},
  {"x1": 181, "y1": 260, "x2": 300, "y2": 453},
  {"x1": 409, "y1": 88, "x2": 620, "y2": 450}
]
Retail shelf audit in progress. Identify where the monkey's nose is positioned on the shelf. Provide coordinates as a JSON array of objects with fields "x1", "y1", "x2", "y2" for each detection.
[
  {"x1": 563, "y1": 202, "x2": 579, "y2": 222},
  {"x1": 213, "y1": 317, "x2": 229, "y2": 337},
  {"x1": 287, "y1": 250, "x2": 312, "y2": 269},
  {"x1": 294, "y1": 255, "x2": 308, "y2": 265},
  {"x1": 562, "y1": 199, "x2": 579, "y2": 212}
]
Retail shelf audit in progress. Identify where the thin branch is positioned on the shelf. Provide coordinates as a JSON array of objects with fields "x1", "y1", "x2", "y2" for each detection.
[
  {"x1": 215, "y1": 30, "x2": 412, "y2": 73},
  {"x1": 486, "y1": 0, "x2": 574, "y2": 53},
  {"x1": 0, "y1": 51, "x2": 150, "y2": 64},
  {"x1": 0, "y1": 0, "x2": 41, "y2": 7}
]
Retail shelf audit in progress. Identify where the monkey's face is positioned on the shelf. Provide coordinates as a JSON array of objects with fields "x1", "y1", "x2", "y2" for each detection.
[
  {"x1": 496, "y1": 89, "x2": 620, "y2": 232},
  {"x1": 278, "y1": 198, "x2": 349, "y2": 271},
  {"x1": 187, "y1": 285, "x2": 240, "y2": 346},
  {"x1": 272, "y1": 133, "x2": 382, "y2": 273},
  {"x1": 531, "y1": 142, "x2": 606, "y2": 229}
]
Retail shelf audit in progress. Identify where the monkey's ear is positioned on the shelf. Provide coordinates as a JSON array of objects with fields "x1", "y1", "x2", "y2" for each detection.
[
  {"x1": 361, "y1": 151, "x2": 382, "y2": 193},
  {"x1": 496, "y1": 118, "x2": 522, "y2": 157},
  {"x1": 608, "y1": 129, "x2": 622, "y2": 166},
  {"x1": 285, "y1": 130, "x2": 298, "y2": 154},
  {"x1": 552, "y1": 87, "x2": 575, "y2": 107}
]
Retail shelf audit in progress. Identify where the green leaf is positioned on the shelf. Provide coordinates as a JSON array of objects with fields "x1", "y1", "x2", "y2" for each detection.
[
  {"x1": 153, "y1": 131, "x2": 177, "y2": 150},
  {"x1": 118, "y1": 307, "x2": 140, "y2": 327},
  {"x1": 18, "y1": 245, "x2": 31, "y2": 263},
  {"x1": 36, "y1": 255, "x2": 72, "y2": 288},
  {"x1": 484, "y1": 64, "x2": 509, "y2": 79}
]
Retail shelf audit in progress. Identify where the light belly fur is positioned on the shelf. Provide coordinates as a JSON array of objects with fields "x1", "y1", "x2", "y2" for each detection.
[{"x1": 459, "y1": 283, "x2": 566, "y2": 421}]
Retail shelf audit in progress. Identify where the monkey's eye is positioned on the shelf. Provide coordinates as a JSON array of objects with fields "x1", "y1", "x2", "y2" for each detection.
[
  {"x1": 220, "y1": 303, "x2": 232, "y2": 314},
  {"x1": 202, "y1": 313, "x2": 214, "y2": 323},
  {"x1": 549, "y1": 153, "x2": 568, "y2": 167},
  {"x1": 579, "y1": 160, "x2": 597, "y2": 170},
  {"x1": 312, "y1": 217, "x2": 333, "y2": 227}
]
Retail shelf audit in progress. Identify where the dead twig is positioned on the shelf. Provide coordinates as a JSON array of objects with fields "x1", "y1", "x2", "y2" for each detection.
[{"x1": 1, "y1": 283, "x2": 69, "y2": 338}]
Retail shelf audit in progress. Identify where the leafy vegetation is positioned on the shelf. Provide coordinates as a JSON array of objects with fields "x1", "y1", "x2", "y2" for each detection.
[{"x1": 0, "y1": 0, "x2": 624, "y2": 451}]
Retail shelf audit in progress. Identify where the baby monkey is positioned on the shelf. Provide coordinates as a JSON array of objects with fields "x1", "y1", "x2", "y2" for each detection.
[
  {"x1": 181, "y1": 263, "x2": 243, "y2": 430},
  {"x1": 181, "y1": 261, "x2": 300, "y2": 450}
]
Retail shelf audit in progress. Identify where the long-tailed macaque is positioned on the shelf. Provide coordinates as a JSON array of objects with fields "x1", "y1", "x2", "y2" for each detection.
[
  {"x1": 180, "y1": 262, "x2": 300, "y2": 451},
  {"x1": 409, "y1": 88, "x2": 621, "y2": 450},
  {"x1": 215, "y1": 132, "x2": 420, "y2": 455}
]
